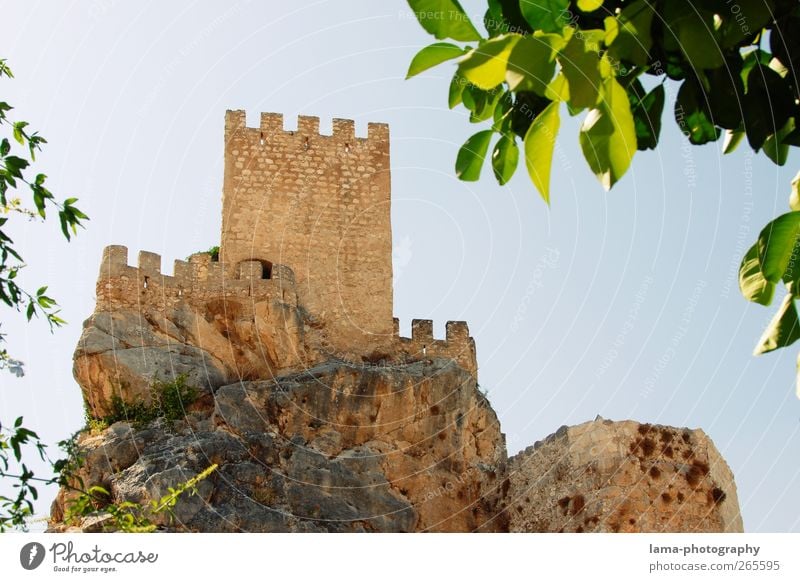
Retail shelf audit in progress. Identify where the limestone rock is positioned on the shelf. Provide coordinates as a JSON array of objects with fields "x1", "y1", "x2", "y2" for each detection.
[
  {"x1": 51, "y1": 358, "x2": 507, "y2": 532},
  {"x1": 505, "y1": 418, "x2": 744, "y2": 533},
  {"x1": 74, "y1": 297, "x2": 313, "y2": 418}
]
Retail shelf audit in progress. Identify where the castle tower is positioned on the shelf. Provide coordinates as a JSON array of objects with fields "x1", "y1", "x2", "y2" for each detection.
[{"x1": 220, "y1": 111, "x2": 394, "y2": 346}]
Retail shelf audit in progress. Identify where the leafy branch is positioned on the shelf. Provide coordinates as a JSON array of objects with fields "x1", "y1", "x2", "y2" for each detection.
[
  {"x1": 405, "y1": 0, "x2": 800, "y2": 395},
  {"x1": 0, "y1": 57, "x2": 88, "y2": 375}
]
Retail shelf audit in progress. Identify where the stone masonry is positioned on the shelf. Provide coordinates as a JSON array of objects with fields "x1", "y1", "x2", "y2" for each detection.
[{"x1": 221, "y1": 111, "x2": 393, "y2": 350}]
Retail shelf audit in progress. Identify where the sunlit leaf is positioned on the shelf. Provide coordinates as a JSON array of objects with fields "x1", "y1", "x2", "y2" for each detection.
[
  {"x1": 523, "y1": 101, "x2": 560, "y2": 203},
  {"x1": 492, "y1": 134, "x2": 519, "y2": 185},
  {"x1": 757, "y1": 211, "x2": 800, "y2": 283},
  {"x1": 604, "y1": 0, "x2": 655, "y2": 67},
  {"x1": 406, "y1": 0, "x2": 482, "y2": 41},
  {"x1": 578, "y1": 0, "x2": 603, "y2": 11},
  {"x1": 579, "y1": 78, "x2": 637, "y2": 190},
  {"x1": 457, "y1": 34, "x2": 520, "y2": 90},
  {"x1": 456, "y1": 130, "x2": 494, "y2": 181},
  {"x1": 559, "y1": 35, "x2": 602, "y2": 110},
  {"x1": 754, "y1": 293, "x2": 800, "y2": 355},
  {"x1": 739, "y1": 243, "x2": 775, "y2": 306},
  {"x1": 505, "y1": 35, "x2": 559, "y2": 94},
  {"x1": 519, "y1": 0, "x2": 569, "y2": 34},
  {"x1": 790, "y1": 171, "x2": 800, "y2": 211},
  {"x1": 407, "y1": 43, "x2": 467, "y2": 78}
]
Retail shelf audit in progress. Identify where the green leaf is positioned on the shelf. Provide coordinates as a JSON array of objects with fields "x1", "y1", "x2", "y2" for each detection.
[
  {"x1": 505, "y1": 34, "x2": 559, "y2": 94},
  {"x1": 456, "y1": 130, "x2": 494, "y2": 181},
  {"x1": 559, "y1": 35, "x2": 602, "y2": 110},
  {"x1": 577, "y1": 0, "x2": 603, "y2": 11},
  {"x1": 492, "y1": 134, "x2": 519, "y2": 185},
  {"x1": 578, "y1": 78, "x2": 637, "y2": 190},
  {"x1": 457, "y1": 34, "x2": 521, "y2": 90},
  {"x1": 719, "y1": 0, "x2": 773, "y2": 48},
  {"x1": 523, "y1": 101, "x2": 560, "y2": 203},
  {"x1": 739, "y1": 244, "x2": 775, "y2": 306},
  {"x1": 604, "y1": 0, "x2": 655, "y2": 67},
  {"x1": 463, "y1": 85, "x2": 502, "y2": 122},
  {"x1": 12, "y1": 122, "x2": 28, "y2": 145},
  {"x1": 675, "y1": 79, "x2": 721, "y2": 145},
  {"x1": 789, "y1": 171, "x2": 800, "y2": 212},
  {"x1": 744, "y1": 63, "x2": 795, "y2": 151},
  {"x1": 722, "y1": 129, "x2": 746, "y2": 154},
  {"x1": 704, "y1": 62, "x2": 745, "y2": 130},
  {"x1": 754, "y1": 294, "x2": 800, "y2": 355},
  {"x1": 762, "y1": 117, "x2": 795, "y2": 166},
  {"x1": 663, "y1": 6, "x2": 724, "y2": 70},
  {"x1": 4, "y1": 156, "x2": 29, "y2": 178},
  {"x1": 628, "y1": 81, "x2": 664, "y2": 151},
  {"x1": 757, "y1": 211, "x2": 800, "y2": 283},
  {"x1": 406, "y1": 0, "x2": 482, "y2": 42},
  {"x1": 519, "y1": 0, "x2": 569, "y2": 34},
  {"x1": 0, "y1": 138, "x2": 9, "y2": 157},
  {"x1": 407, "y1": 42, "x2": 467, "y2": 78}
]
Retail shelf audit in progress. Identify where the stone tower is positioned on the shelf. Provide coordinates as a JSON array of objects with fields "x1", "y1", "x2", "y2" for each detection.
[{"x1": 220, "y1": 111, "x2": 394, "y2": 347}]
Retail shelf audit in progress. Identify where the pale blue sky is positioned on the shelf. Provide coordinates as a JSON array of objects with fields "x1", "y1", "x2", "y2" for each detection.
[{"x1": 0, "y1": 0, "x2": 798, "y2": 531}]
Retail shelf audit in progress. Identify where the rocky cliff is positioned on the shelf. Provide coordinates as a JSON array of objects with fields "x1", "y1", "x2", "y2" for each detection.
[
  {"x1": 53, "y1": 357, "x2": 508, "y2": 532},
  {"x1": 51, "y1": 252, "x2": 744, "y2": 533},
  {"x1": 506, "y1": 419, "x2": 742, "y2": 533}
]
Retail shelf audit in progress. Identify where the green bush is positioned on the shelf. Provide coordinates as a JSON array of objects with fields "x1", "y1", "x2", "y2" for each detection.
[{"x1": 102, "y1": 373, "x2": 198, "y2": 427}]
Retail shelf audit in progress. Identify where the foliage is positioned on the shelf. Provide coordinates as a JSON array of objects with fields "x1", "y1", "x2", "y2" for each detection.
[
  {"x1": 406, "y1": 0, "x2": 798, "y2": 198},
  {"x1": 0, "y1": 417, "x2": 47, "y2": 530},
  {"x1": 101, "y1": 373, "x2": 198, "y2": 427},
  {"x1": 0, "y1": 58, "x2": 87, "y2": 374},
  {"x1": 739, "y1": 172, "x2": 800, "y2": 393},
  {"x1": 0, "y1": 57, "x2": 87, "y2": 530},
  {"x1": 406, "y1": 1, "x2": 800, "y2": 393},
  {"x1": 63, "y1": 464, "x2": 217, "y2": 533}
]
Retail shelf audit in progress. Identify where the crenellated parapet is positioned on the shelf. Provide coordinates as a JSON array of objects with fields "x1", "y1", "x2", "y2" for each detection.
[
  {"x1": 95, "y1": 245, "x2": 297, "y2": 312},
  {"x1": 390, "y1": 318, "x2": 478, "y2": 377},
  {"x1": 224, "y1": 110, "x2": 389, "y2": 151}
]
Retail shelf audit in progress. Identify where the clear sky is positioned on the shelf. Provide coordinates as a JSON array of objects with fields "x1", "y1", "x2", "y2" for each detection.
[{"x1": 0, "y1": 0, "x2": 798, "y2": 532}]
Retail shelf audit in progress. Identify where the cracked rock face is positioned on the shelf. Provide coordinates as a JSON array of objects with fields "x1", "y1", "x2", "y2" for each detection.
[
  {"x1": 74, "y1": 298, "x2": 311, "y2": 418},
  {"x1": 505, "y1": 419, "x2": 744, "y2": 533},
  {"x1": 51, "y1": 358, "x2": 508, "y2": 532}
]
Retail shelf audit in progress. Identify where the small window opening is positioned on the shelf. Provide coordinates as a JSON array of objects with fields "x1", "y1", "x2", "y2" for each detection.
[{"x1": 143, "y1": 275, "x2": 149, "y2": 289}]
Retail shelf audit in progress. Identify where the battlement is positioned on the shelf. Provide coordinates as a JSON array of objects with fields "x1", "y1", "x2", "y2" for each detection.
[
  {"x1": 224, "y1": 110, "x2": 389, "y2": 146},
  {"x1": 390, "y1": 318, "x2": 477, "y2": 376},
  {"x1": 96, "y1": 245, "x2": 297, "y2": 312}
]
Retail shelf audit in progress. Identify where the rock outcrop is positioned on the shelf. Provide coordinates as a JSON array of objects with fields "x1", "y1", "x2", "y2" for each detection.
[
  {"x1": 52, "y1": 358, "x2": 507, "y2": 532},
  {"x1": 52, "y1": 110, "x2": 746, "y2": 533},
  {"x1": 505, "y1": 418, "x2": 743, "y2": 533}
]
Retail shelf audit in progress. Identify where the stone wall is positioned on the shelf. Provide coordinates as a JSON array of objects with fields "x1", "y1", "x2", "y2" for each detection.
[
  {"x1": 95, "y1": 244, "x2": 298, "y2": 315},
  {"x1": 221, "y1": 111, "x2": 393, "y2": 349}
]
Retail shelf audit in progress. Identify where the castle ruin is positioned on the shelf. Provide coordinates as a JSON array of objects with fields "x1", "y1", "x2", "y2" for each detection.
[
  {"x1": 91, "y1": 110, "x2": 477, "y2": 409},
  {"x1": 63, "y1": 110, "x2": 744, "y2": 534}
]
